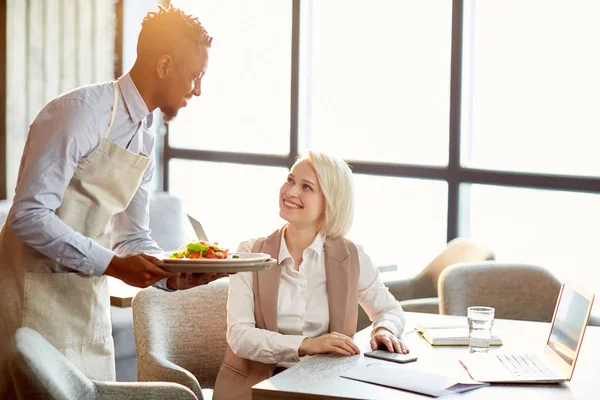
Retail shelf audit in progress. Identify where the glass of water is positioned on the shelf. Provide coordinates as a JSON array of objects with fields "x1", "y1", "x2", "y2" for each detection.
[{"x1": 467, "y1": 306, "x2": 495, "y2": 353}]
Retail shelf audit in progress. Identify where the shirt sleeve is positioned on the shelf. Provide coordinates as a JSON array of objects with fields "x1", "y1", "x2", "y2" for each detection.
[
  {"x1": 110, "y1": 128, "x2": 162, "y2": 257},
  {"x1": 8, "y1": 99, "x2": 115, "y2": 276},
  {"x1": 226, "y1": 239, "x2": 305, "y2": 364},
  {"x1": 356, "y1": 244, "x2": 407, "y2": 337}
]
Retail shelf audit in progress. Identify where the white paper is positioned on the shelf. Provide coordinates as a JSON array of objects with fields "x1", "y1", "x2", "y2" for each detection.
[
  {"x1": 414, "y1": 320, "x2": 467, "y2": 333},
  {"x1": 341, "y1": 364, "x2": 488, "y2": 397}
]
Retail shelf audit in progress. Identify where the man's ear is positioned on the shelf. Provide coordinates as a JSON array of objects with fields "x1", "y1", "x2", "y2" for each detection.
[{"x1": 156, "y1": 55, "x2": 173, "y2": 79}]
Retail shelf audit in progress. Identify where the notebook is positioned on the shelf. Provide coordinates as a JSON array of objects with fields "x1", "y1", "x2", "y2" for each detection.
[
  {"x1": 414, "y1": 320, "x2": 502, "y2": 346},
  {"x1": 421, "y1": 328, "x2": 503, "y2": 346}
]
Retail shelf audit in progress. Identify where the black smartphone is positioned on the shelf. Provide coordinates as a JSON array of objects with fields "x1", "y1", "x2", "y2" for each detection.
[{"x1": 364, "y1": 350, "x2": 418, "y2": 364}]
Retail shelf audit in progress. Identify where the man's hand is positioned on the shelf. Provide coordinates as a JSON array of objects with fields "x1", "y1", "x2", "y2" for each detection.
[
  {"x1": 104, "y1": 253, "x2": 178, "y2": 288},
  {"x1": 166, "y1": 272, "x2": 228, "y2": 290},
  {"x1": 370, "y1": 327, "x2": 409, "y2": 354},
  {"x1": 298, "y1": 332, "x2": 361, "y2": 357}
]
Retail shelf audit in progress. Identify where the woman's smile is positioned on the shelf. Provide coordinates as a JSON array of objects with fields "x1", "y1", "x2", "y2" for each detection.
[{"x1": 282, "y1": 199, "x2": 303, "y2": 209}]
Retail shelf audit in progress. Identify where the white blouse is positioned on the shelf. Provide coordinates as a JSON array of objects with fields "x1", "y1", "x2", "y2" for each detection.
[{"x1": 226, "y1": 231, "x2": 406, "y2": 366}]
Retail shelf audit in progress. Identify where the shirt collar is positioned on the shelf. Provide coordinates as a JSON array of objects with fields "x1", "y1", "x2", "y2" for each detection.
[
  {"x1": 117, "y1": 73, "x2": 151, "y2": 125},
  {"x1": 278, "y1": 228, "x2": 325, "y2": 262}
]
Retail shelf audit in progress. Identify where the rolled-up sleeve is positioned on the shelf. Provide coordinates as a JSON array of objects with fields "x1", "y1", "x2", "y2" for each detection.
[
  {"x1": 357, "y1": 245, "x2": 406, "y2": 337},
  {"x1": 9, "y1": 99, "x2": 115, "y2": 276},
  {"x1": 226, "y1": 239, "x2": 305, "y2": 364}
]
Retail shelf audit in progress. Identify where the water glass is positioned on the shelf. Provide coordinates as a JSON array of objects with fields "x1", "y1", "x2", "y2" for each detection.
[{"x1": 467, "y1": 306, "x2": 495, "y2": 353}]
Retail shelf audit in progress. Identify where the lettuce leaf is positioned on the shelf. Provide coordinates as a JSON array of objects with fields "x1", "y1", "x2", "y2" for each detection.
[{"x1": 186, "y1": 242, "x2": 209, "y2": 254}]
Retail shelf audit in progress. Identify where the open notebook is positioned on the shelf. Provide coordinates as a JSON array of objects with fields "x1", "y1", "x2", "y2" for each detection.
[{"x1": 414, "y1": 321, "x2": 503, "y2": 346}]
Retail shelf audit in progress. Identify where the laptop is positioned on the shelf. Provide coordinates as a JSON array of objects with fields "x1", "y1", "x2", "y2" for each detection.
[
  {"x1": 460, "y1": 281, "x2": 595, "y2": 383},
  {"x1": 187, "y1": 213, "x2": 208, "y2": 241}
]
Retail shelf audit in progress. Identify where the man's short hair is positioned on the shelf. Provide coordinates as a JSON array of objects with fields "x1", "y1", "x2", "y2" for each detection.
[{"x1": 137, "y1": 5, "x2": 212, "y2": 61}]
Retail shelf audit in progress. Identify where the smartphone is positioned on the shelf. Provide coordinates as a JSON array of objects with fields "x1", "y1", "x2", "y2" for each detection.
[{"x1": 364, "y1": 350, "x2": 418, "y2": 364}]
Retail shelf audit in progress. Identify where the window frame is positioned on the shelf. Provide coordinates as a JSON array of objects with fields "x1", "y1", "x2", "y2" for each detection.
[{"x1": 157, "y1": 0, "x2": 600, "y2": 244}]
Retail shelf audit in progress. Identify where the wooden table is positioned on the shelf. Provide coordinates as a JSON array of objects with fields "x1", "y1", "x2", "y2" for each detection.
[
  {"x1": 108, "y1": 277, "x2": 141, "y2": 307},
  {"x1": 253, "y1": 312, "x2": 600, "y2": 399}
]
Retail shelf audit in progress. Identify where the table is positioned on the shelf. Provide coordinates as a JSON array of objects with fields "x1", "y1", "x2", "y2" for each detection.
[
  {"x1": 108, "y1": 277, "x2": 141, "y2": 307},
  {"x1": 253, "y1": 312, "x2": 600, "y2": 399}
]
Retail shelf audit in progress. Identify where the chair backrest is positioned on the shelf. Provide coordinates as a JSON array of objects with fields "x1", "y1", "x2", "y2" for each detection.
[
  {"x1": 412, "y1": 238, "x2": 495, "y2": 298},
  {"x1": 149, "y1": 192, "x2": 194, "y2": 251},
  {"x1": 9, "y1": 327, "x2": 95, "y2": 400},
  {"x1": 132, "y1": 278, "x2": 229, "y2": 389},
  {"x1": 439, "y1": 261, "x2": 562, "y2": 322}
]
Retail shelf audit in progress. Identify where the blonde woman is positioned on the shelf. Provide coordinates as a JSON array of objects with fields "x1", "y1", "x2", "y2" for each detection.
[{"x1": 213, "y1": 150, "x2": 408, "y2": 400}]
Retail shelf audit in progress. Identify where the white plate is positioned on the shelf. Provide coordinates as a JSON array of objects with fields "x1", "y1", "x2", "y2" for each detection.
[
  {"x1": 156, "y1": 258, "x2": 277, "y2": 273},
  {"x1": 154, "y1": 252, "x2": 275, "y2": 273},
  {"x1": 158, "y1": 252, "x2": 271, "y2": 264}
]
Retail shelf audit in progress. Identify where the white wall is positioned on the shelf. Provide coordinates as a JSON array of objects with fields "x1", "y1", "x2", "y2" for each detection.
[{"x1": 5, "y1": 0, "x2": 116, "y2": 199}]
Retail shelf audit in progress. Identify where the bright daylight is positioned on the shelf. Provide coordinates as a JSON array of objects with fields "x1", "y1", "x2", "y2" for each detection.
[{"x1": 0, "y1": 0, "x2": 599, "y2": 399}]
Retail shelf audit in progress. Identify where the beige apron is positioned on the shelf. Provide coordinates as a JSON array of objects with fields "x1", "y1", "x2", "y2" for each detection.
[{"x1": 0, "y1": 82, "x2": 149, "y2": 394}]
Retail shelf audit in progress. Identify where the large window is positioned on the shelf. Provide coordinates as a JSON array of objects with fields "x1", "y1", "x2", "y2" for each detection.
[
  {"x1": 465, "y1": 184, "x2": 600, "y2": 291},
  {"x1": 163, "y1": 0, "x2": 600, "y2": 298},
  {"x1": 306, "y1": 1, "x2": 452, "y2": 166},
  {"x1": 169, "y1": 160, "x2": 287, "y2": 249},
  {"x1": 461, "y1": 0, "x2": 600, "y2": 177},
  {"x1": 351, "y1": 176, "x2": 447, "y2": 275},
  {"x1": 459, "y1": 0, "x2": 600, "y2": 296},
  {"x1": 169, "y1": 0, "x2": 292, "y2": 155}
]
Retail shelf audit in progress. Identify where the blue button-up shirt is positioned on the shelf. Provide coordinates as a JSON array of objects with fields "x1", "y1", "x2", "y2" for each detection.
[{"x1": 9, "y1": 73, "x2": 162, "y2": 277}]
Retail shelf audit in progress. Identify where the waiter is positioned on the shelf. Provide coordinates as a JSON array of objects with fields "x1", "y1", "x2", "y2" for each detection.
[{"x1": 0, "y1": 5, "x2": 215, "y2": 395}]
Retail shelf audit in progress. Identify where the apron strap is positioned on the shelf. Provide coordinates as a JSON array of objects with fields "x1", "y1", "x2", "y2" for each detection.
[
  {"x1": 138, "y1": 117, "x2": 146, "y2": 154},
  {"x1": 105, "y1": 82, "x2": 120, "y2": 139}
]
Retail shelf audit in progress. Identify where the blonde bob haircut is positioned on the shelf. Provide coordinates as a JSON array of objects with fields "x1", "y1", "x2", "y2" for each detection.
[{"x1": 293, "y1": 150, "x2": 354, "y2": 239}]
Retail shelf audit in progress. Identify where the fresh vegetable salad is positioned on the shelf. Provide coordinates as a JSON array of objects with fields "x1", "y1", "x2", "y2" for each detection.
[{"x1": 169, "y1": 241, "x2": 229, "y2": 259}]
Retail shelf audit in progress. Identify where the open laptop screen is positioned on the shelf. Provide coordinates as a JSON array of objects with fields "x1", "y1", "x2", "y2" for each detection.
[{"x1": 547, "y1": 284, "x2": 592, "y2": 366}]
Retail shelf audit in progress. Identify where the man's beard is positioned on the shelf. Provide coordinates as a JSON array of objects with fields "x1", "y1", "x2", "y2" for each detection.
[{"x1": 161, "y1": 107, "x2": 179, "y2": 123}]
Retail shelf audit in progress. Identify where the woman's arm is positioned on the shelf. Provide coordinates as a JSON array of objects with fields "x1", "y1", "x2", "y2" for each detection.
[
  {"x1": 226, "y1": 239, "x2": 305, "y2": 364},
  {"x1": 356, "y1": 245, "x2": 407, "y2": 337}
]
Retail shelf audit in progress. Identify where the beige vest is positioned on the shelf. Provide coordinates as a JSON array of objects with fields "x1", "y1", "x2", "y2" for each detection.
[
  {"x1": 213, "y1": 227, "x2": 360, "y2": 400},
  {"x1": 0, "y1": 82, "x2": 149, "y2": 396}
]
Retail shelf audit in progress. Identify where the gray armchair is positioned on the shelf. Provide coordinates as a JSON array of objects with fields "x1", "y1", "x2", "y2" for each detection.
[
  {"x1": 357, "y1": 238, "x2": 494, "y2": 330},
  {"x1": 392, "y1": 238, "x2": 495, "y2": 309},
  {"x1": 8, "y1": 327, "x2": 196, "y2": 400},
  {"x1": 149, "y1": 192, "x2": 196, "y2": 251},
  {"x1": 438, "y1": 261, "x2": 562, "y2": 322},
  {"x1": 112, "y1": 192, "x2": 203, "y2": 382},
  {"x1": 132, "y1": 278, "x2": 229, "y2": 400}
]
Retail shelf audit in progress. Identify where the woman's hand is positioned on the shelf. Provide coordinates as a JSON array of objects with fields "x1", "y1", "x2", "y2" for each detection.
[
  {"x1": 370, "y1": 327, "x2": 409, "y2": 354},
  {"x1": 298, "y1": 332, "x2": 361, "y2": 357}
]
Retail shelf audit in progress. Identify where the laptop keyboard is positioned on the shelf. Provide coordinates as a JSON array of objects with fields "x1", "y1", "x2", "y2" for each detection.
[{"x1": 497, "y1": 354, "x2": 558, "y2": 379}]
